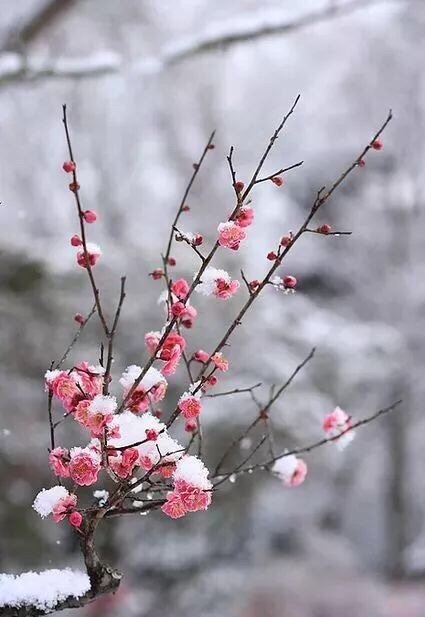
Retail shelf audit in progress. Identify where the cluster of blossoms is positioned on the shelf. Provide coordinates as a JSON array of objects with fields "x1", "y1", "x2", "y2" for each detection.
[
  {"x1": 144, "y1": 332, "x2": 187, "y2": 376},
  {"x1": 33, "y1": 486, "x2": 82, "y2": 528},
  {"x1": 195, "y1": 267, "x2": 240, "y2": 299},
  {"x1": 217, "y1": 205, "x2": 254, "y2": 250},
  {"x1": 157, "y1": 278, "x2": 198, "y2": 328},
  {"x1": 161, "y1": 456, "x2": 212, "y2": 519},
  {"x1": 31, "y1": 123, "x2": 375, "y2": 552}
]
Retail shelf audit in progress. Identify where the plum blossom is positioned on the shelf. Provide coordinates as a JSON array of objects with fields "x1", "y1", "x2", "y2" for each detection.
[
  {"x1": 52, "y1": 494, "x2": 78, "y2": 523},
  {"x1": 69, "y1": 511, "x2": 83, "y2": 528},
  {"x1": 193, "y1": 349, "x2": 209, "y2": 363},
  {"x1": 211, "y1": 352, "x2": 229, "y2": 372},
  {"x1": 162, "y1": 456, "x2": 212, "y2": 519},
  {"x1": 33, "y1": 486, "x2": 79, "y2": 524},
  {"x1": 48, "y1": 447, "x2": 70, "y2": 478},
  {"x1": 323, "y1": 406, "x2": 356, "y2": 450},
  {"x1": 234, "y1": 206, "x2": 254, "y2": 228},
  {"x1": 68, "y1": 446, "x2": 102, "y2": 486},
  {"x1": 178, "y1": 392, "x2": 202, "y2": 419},
  {"x1": 217, "y1": 221, "x2": 246, "y2": 250},
  {"x1": 33, "y1": 486, "x2": 70, "y2": 518},
  {"x1": 195, "y1": 267, "x2": 240, "y2": 300},
  {"x1": 84, "y1": 394, "x2": 117, "y2": 436},
  {"x1": 144, "y1": 331, "x2": 186, "y2": 376},
  {"x1": 272, "y1": 454, "x2": 308, "y2": 487},
  {"x1": 76, "y1": 243, "x2": 102, "y2": 268},
  {"x1": 46, "y1": 371, "x2": 82, "y2": 412},
  {"x1": 108, "y1": 410, "x2": 182, "y2": 473},
  {"x1": 119, "y1": 365, "x2": 167, "y2": 413},
  {"x1": 171, "y1": 278, "x2": 189, "y2": 299},
  {"x1": 109, "y1": 448, "x2": 139, "y2": 479}
]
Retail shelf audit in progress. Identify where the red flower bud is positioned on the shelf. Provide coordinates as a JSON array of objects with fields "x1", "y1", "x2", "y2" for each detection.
[
  {"x1": 168, "y1": 257, "x2": 176, "y2": 266},
  {"x1": 150, "y1": 269, "x2": 164, "y2": 280},
  {"x1": 234, "y1": 181, "x2": 245, "y2": 193},
  {"x1": 83, "y1": 210, "x2": 97, "y2": 224},
  {"x1": 318, "y1": 224, "x2": 331, "y2": 234},
  {"x1": 74, "y1": 313, "x2": 85, "y2": 325},
  {"x1": 271, "y1": 176, "x2": 284, "y2": 187},
  {"x1": 283, "y1": 275, "x2": 297, "y2": 289},
  {"x1": 70, "y1": 234, "x2": 82, "y2": 247},
  {"x1": 280, "y1": 236, "x2": 291, "y2": 247},
  {"x1": 69, "y1": 511, "x2": 82, "y2": 528},
  {"x1": 371, "y1": 139, "x2": 383, "y2": 151},
  {"x1": 192, "y1": 234, "x2": 203, "y2": 247},
  {"x1": 69, "y1": 182, "x2": 80, "y2": 193},
  {"x1": 248, "y1": 279, "x2": 260, "y2": 291},
  {"x1": 358, "y1": 159, "x2": 366, "y2": 168},
  {"x1": 267, "y1": 251, "x2": 278, "y2": 261},
  {"x1": 171, "y1": 302, "x2": 186, "y2": 317},
  {"x1": 185, "y1": 419, "x2": 198, "y2": 432},
  {"x1": 62, "y1": 161, "x2": 76, "y2": 173},
  {"x1": 145, "y1": 429, "x2": 158, "y2": 441}
]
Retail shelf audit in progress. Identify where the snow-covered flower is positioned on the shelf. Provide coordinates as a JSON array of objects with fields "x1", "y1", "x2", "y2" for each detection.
[
  {"x1": 322, "y1": 406, "x2": 355, "y2": 450},
  {"x1": 33, "y1": 486, "x2": 75, "y2": 519},
  {"x1": 108, "y1": 411, "x2": 182, "y2": 472},
  {"x1": 76, "y1": 242, "x2": 102, "y2": 268},
  {"x1": 272, "y1": 454, "x2": 308, "y2": 487},
  {"x1": 217, "y1": 221, "x2": 246, "y2": 250},
  {"x1": 178, "y1": 392, "x2": 202, "y2": 419},
  {"x1": 162, "y1": 456, "x2": 212, "y2": 519},
  {"x1": 119, "y1": 365, "x2": 167, "y2": 413},
  {"x1": 195, "y1": 267, "x2": 239, "y2": 300},
  {"x1": 68, "y1": 446, "x2": 102, "y2": 486},
  {"x1": 85, "y1": 394, "x2": 117, "y2": 436}
]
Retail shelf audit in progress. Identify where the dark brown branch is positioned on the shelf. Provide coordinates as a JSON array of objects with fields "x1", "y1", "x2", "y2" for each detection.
[
  {"x1": 254, "y1": 160, "x2": 304, "y2": 184},
  {"x1": 215, "y1": 400, "x2": 402, "y2": 487},
  {"x1": 54, "y1": 304, "x2": 96, "y2": 369},
  {"x1": 62, "y1": 105, "x2": 110, "y2": 338},
  {"x1": 205, "y1": 382, "x2": 262, "y2": 398}
]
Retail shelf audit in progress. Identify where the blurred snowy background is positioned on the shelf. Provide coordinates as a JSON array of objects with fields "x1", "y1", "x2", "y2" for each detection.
[{"x1": 1, "y1": 0, "x2": 425, "y2": 615}]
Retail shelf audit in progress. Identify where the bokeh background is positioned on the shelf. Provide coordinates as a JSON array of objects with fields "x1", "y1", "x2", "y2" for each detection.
[{"x1": 1, "y1": 0, "x2": 425, "y2": 615}]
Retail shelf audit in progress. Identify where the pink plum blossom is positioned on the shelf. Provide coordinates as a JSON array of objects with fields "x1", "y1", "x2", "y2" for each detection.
[
  {"x1": 217, "y1": 221, "x2": 246, "y2": 250},
  {"x1": 48, "y1": 447, "x2": 70, "y2": 478},
  {"x1": 68, "y1": 447, "x2": 101, "y2": 486},
  {"x1": 178, "y1": 393, "x2": 202, "y2": 419},
  {"x1": 272, "y1": 454, "x2": 308, "y2": 488}
]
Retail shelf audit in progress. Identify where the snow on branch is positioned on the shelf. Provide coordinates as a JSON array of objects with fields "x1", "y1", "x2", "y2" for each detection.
[
  {"x1": 0, "y1": 569, "x2": 90, "y2": 616},
  {"x1": 0, "y1": 0, "x2": 402, "y2": 86}
]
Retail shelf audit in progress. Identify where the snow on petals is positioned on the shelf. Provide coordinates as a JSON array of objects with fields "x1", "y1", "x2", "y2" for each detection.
[
  {"x1": 119, "y1": 365, "x2": 167, "y2": 413},
  {"x1": 161, "y1": 455, "x2": 212, "y2": 519},
  {"x1": 178, "y1": 392, "x2": 202, "y2": 419},
  {"x1": 272, "y1": 454, "x2": 308, "y2": 488},
  {"x1": 76, "y1": 242, "x2": 102, "y2": 268},
  {"x1": 195, "y1": 267, "x2": 239, "y2": 300},
  {"x1": 217, "y1": 221, "x2": 246, "y2": 250},
  {"x1": 68, "y1": 446, "x2": 101, "y2": 486},
  {"x1": 323, "y1": 406, "x2": 355, "y2": 450},
  {"x1": 33, "y1": 486, "x2": 79, "y2": 523}
]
